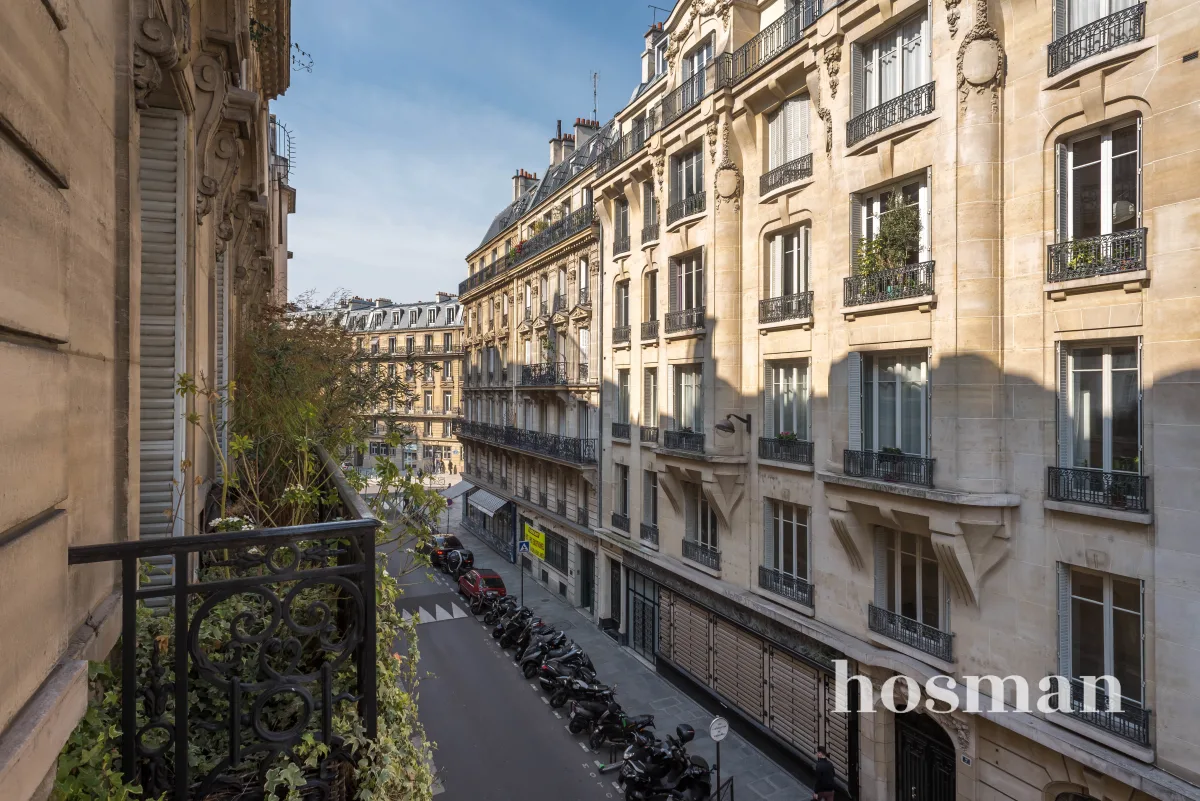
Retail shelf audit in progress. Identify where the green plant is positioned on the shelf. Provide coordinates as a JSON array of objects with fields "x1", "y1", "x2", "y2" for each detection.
[
  {"x1": 777, "y1": 431, "x2": 798, "y2": 442},
  {"x1": 857, "y1": 191, "x2": 921, "y2": 276}
]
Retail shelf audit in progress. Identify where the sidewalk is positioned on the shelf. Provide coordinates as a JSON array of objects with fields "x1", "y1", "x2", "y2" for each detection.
[{"x1": 448, "y1": 508, "x2": 813, "y2": 801}]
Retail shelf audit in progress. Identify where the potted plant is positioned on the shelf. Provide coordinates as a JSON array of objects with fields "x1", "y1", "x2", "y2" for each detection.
[
  {"x1": 777, "y1": 430, "x2": 798, "y2": 442},
  {"x1": 856, "y1": 190, "x2": 922, "y2": 298},
  {"x1": 879, "y1": 446, "x2": 904, "y2": 481}
]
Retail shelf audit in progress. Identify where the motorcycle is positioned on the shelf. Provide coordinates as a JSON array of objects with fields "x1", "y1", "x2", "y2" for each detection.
[
  {"x1": 576, "y1": 700, "x2": 654, "y2": 751},
  {"x1": 547, "y1": 675, "x2": 610, "y2": 710},
  {"x1": 498, "y1": 611, "x2": 539, "y2": 649},
  {"x1": 513, "y1": 619, "x2": 560, "y2": 661},
  {"x1": 483, "y1": 596, "x2": 517, "y2": 625},
  {"x1": 618, "y1": 725, "x2": 712, "y2": 801},
  {"x1": 469, "y1": 588, "x2": 501, "y2": 616},
  {"x1": 538, "y1": 655, "x2": 598, "y2": 701},
  {"x1": 491, "y1": 606, "x2": 531, "y2": 641},
  {"x1": 516, "y1": 628, "x2": 567, "y2": 669}
]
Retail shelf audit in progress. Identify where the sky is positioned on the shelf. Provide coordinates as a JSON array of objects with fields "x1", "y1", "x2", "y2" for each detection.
[{"x1": 275, "y1": 0, "x2": 666, "y2": 307}]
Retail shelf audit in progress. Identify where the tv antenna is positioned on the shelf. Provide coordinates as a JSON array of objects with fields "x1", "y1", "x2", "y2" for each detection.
[
  {"x1": 592, "y1": 72, "x2": 599, "y2": 123},
  {"x1": 649, "y1": 4, "x2": 671, "y2": 24}
]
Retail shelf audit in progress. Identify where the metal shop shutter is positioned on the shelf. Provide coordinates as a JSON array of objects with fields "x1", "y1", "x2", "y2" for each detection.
[
  {"x1": 671, "y1": 596, "x2": 712, "y2": 684},
  {"x1": 713, "y1": 619, "x2": 765, "y2": 722},
  {"x1": 766, "y1": 647, "x2": 821, "y2": 756},
  {"x1": 822, "y1": 673, "x2": 852, "y2": 784},
  {"x1": 658, "y1": 589, "x2": 674, "y2": 660}
]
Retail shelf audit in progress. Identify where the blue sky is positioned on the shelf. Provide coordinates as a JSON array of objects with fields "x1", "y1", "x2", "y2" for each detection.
[{"x1": 276, "y1": 0, "x2": 664, "y2": 306}]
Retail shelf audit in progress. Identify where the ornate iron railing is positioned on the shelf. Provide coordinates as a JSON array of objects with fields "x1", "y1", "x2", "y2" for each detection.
[
  {"x1": 759, "y1": 436, "x2": 814, "y2": 465},
  {"x1": 665, "y1": 307, "x2": 705, "y2": 333},
  {"x1": 1048, "y1": 4, "x2": 1145, "y2": 76},
  {"x1": 615, "y1": 232, "x2": 632, "y2": 255},
  {"x1": 367, "y1": 343, "x2": 464, "y2": 358},
  {"x1": 664, "y1": 429, "x2": 705, "y2": 453},
  {"x1": 1067, "y1": 677, "x2": 1151, "y2": 746},
  {"x1": 596, "y1": 112, "x2": 659, "y2": 176},
  {"x1": 577, "y1": 506, "x2": 589, "y2": 526},
  {"x1": 553, "y1": 294, "x2": 567, "y2": 313},
  {"x1": 844, "y1": 261, "x2": 934, "y2": 307},
  {"x1": 67, "y1": 487, "x2": 379, "y2": 799},
  {"x1": 868, "y1": 603, "x2": 953, "y2": 661},
  {"x1": 458, "y1": 204, "x2": 596, "y2": 297},
  {"x1": 520, "y1": 362, "x2": 569, "y2": 386},
  {"x1": 759, "y1": 565, "x2": 814, "y2": 606},
  {"x1": 642, "y1": 220, "x2": 660, "y2": 244},
  {"x1": 760, "y1": 153, "x2": 814, "y2": 196},
  {"x1": 846, "y1": 82, "x2": 935, "y2": 147},
  {"x1": 730, "y1": 4, "x2": 805, "y2": 83},
  {"x1": 661, "y1": 59, "x2": 729, "y2": 126},
  {"x1": 556, "y1": 498, "x2": 567, "y2": 517},
  {"x1": 667, "y1": 191, "x2": 706, "y2": 225},
  {"x1": 1047, "y1": 229, "x2": 1146, "y2": 283},
  {"x1": 454, "y1": 421, "x2": 598, "y2": 464},
  {"x1": 612, "y1": 422, "x2": 631, "y2": 439},
  {"x1": 1047, "y1": 467, "x2": 1149, "y2": 512},
  {"x1": 613, "y1": 325, "x2": 631, "y2": 344},
  {"x1": 640, "y1": 522, "x2": 659, "y2": 546},
  {"x1": 611, "y1": 512, "x2": 631, "y2": 532},
  {"x1": 759, "y1": 291, "x2": 813, "y2": 324},
  {"x1": 578, "y1": 286, "x2": 591, "y2": 306},
  {"x1": 845, "y1": 449, "x2": 935, "y2": 488},
  {"x1": 640, "y1": 426, "x2": 659, "y2": 444},
  {"x1": 539, "y1": 491, "x2": 548, "y2": 507},
  {"x1": 578, "y1": 362, "x2": 591, "y2": 383},
  {"x1": 641, "y1": 320, "x2": 660, "y2": 340},
  {"x1": 683, "y1": 539, "x2": 721, "y2": 570}
]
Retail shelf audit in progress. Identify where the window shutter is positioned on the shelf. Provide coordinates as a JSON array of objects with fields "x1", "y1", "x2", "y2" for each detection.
[
  {"x1": 700, "y1": 248, "x2": 707, "y2": 308},
  {"x1": 1057, "y1": 342, "x2": 1072, "y2": 467},
  {"x1": 770, "y1": 234, "x2": 783, "y2": 298},
  {"x1": 803, "y1": 225, "x2": 812, "y2": 292},
  {"x1": 1053, "y1": 0, "x2": 1067, "y2": 40},
  {"x1": 851, "y1": 44, "x2": 865, "y2": 118},
  {"x1": 1135, "y1": 117, "x2": 1143, "y2": 227},
  {"x1": 873, "y1": 529, "x2": 889, "y2": 607},
  {"x1": 768, "y1": 107, "x2": 784, "y2": 171},
  {"x1": 1055, "y1": 143, "x2": 1069, "y2": 244},
  {"x1": 848, "y1": 351, "x2": 863, "y2": 451},
  {"x1": 850, "y1": 194, "x2": 863, "y2": 273},
  {"x1": 1137, "y1": 337, "x2": 1144, "y2": 475},
  {"x1": 644, "y1": 368, "x2": 653, "y2": 424},
  {"x1": 786, "y1": 97, "x2": 804, "y2": 163},
  {"x1": 669, "y1": 258, "x2": 680, "y2": 312},
  {"x1": 924, "y1": 166, "x2": 933, "y2": 263},
  {"x1": 1057, "y1": 563, "x2": 1071, "y2": 676},
  {"x1": 763, "y1": 500, "x2": 775, "y2": 568},
  {"x1": 665, "y1": 365, "x2": 676, "y2": 432},
  {"x1": 763, "y1": 363, "x2": 775, "y2": 438},
  {"x1": 797, "y1": 96, "x2": 811, "y2": 158},
  {"x1": 805, "y1": 360, "x2": 813, "y2": 440},
  {"x1": 670, "y1": 157, "x2": 682, "y2": 205},
  {"x1": 697, "y1": 366, "x2": 706, "y2": 431},
  {"x1": 926, "y1": 346, "x2": 933, "y2": 458}
]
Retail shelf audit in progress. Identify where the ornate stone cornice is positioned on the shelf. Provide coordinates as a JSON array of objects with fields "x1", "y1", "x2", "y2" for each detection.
[
  {"x1": 133, "y1": 0, "x2": 191, "y2": 109},
  {"x1": 665, "y1": 0, "x2": 735, "y2": 67}
]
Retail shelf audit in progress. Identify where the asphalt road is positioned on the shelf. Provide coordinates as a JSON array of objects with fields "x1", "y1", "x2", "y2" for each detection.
[{"x1": 387, "y1": 548, "x2": 618, "y2": 801}]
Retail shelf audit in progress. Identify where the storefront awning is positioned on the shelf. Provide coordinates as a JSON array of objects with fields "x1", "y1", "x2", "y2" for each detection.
[
  {"x1": 468, "y1": 488, "x2": 508, "y2": 518},
  {"x1": 439, "y1": 480, "x2": 475, "y2": 501}
]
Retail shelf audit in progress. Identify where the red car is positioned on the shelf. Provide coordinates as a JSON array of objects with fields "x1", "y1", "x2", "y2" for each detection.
[{"x1": 458, "y1": 568, "x2": 507, "y2": 604}]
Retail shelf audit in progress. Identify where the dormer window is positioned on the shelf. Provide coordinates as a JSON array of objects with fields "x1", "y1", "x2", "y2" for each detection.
[
  {"x1": 392, "y1": 312, "x2": 400, "y2": 325},
  {"x1": 409, "y1": 310, "x2": 418, "y2": 325},
  {"x1": 655, "y1": 36, "x2": 669, "y2": 77}
]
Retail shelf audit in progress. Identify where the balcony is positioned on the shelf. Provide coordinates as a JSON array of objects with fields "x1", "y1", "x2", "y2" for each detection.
[
  {"x1": 844, "y1": 261, "x2": 934, "y2": 307},
  {"x1": 868, "y1": 603, "x2": 954, "y2": 662},
  {"x1": 612, "y1": 422, "x2": 631, "y2": 440},
  {"x1": 682, "y1": 539, "x2": 721, "y2": 571},
  {"x1": 641, "y1": 320, "x2": 659, "y2": 341},
  {"x1": 553, "y1": 294, "x2": 567, "y2": 313},
  {"x1": 845, "y1": 449, "x2": 935, "y2": 488},
  {"x1": 1048, "y1": 3, "x2": 1145, "y2": 76},
  {"x1": 664, "y1": 429, "x2": 704, "y2": 453},
  {"x1": 457, "y1": 204, "x2": 596, "y2": 297},
  {"x1": 665, "y1": 307, "x2": 705, "y2": 334},
  {"x1": 579, "y1": 362, "x2": 591, "y2": 382},
  {"x1": 1047, "y1": 467, "x2": 1149, "y2": 512},
  {"x1": 614, "y1": 232, "x2": 631, "y2": 256},
  {"x1": 846, "y1": 82, "x2": 935, "y2": 147},
  {"x1": 640, "y1": 522, "x2": 659, "y2": 546},
  {"x1": 596, "y1": 113, "x2": 658, "y2": 177},
  {"x1": 730, "y1": 3, "x2": 805, "y2": 84},
  {"x1": 758, "y1": 566, "x2": 813, "y2": 607},
  {"x1": 640, "y1": 426, "x2": 659, "y2": 444},
  {"x1": 1047, "y1": 229, "x2": 1146, "y2": 283},
  {"x1": 613, "y1": 325, "x2": 631, "y2": 344},
  {"x1": 760, "y1": 153, "x2": 813, "y2": 196},
  {"x1": 520, "y1": 362, "x2": 569, "y2": 386},
  {"x1": 667, "y1": 191, "x2": 706, "y2": 225},
  {"x1": 759, "y1": 436, "x2": 813, "y2": 466},
  {"x1": 369, "y1": 343, "x2": 464, "y2": 357},
  {"x1": 759, "y1": 291, "x2": 813, "y2": 324},
  {"x1": 539, "y1": 491, "x2": 548, "y2": 508},
  {"x1": 540, "y1": 300, "x2": 549, "y2": 317},
  {"x1": 611, "y1": 512, "x2": 630, "y2": 532},
  {"x1": 556, "y1": 498, "x2": 567, "y2": 517},
  {"x1": 1066, "y1": 677, "x2": 1151, "y2": 746},
  {"x1": 522, "y1": 485, "x2": 531, "y2": 501},
  {"x1": 453, "y1": 420, "x2": 598, "y2": 465},
  {"x1": 661, "y1": 59, "x2": 727, "y2": 127},
  {"x1": 578, "y1": 286, "x2": 591, "y2": 306},
  {"x1": 577, "y1": 506, "x2": 589, "y2": 526},
  {"x1": 642, "y1": 220, "x2": 660, "y2": 244}
]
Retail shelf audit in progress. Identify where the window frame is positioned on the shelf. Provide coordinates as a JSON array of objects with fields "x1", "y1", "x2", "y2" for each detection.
[
  {"x1": 643, "y1": 470, "x2": 658, "y2": 524},
  {"x1": 673, "y1": 364, "x2": 703, "y2": 432},
  {"x1": 1062, "y1": 340, "x2": 1141, "y2": 474},
  {"x1": 765, "y1": 360, "x2": 810, "y2": 439},
  {"x1": 881, "y1": 529, "x2": 946, "y2": 631},
  {"x1": 1064, "y1": 120, "x2": 1142, "y2": 241},
  {"x1": 616, "y1": 464, "x2": 630, "y2": 516},
  {"x1": 767, "y1": 95, "x2": 811, "y2": 171},
  {"x1": 863, "y1": 351, "x2": 929, "y2": 456},
  {"x1": 1066, "y1": 565, "x2": 1144, "y2": 704},
  {"x1": 617, "y1": 369, "x2": 631, "y2": 424},
  {"x1": 684, "y1": 481, "x2": 719, "y2": 549},
  {"x1": 767, "y1": 226, "x2": 811, "y2": 299},
  {"x1": 763, "y1": 499, "x2": 810, "y2": 580},
  {"x1": 857, "y1": 12, "x2": 930, "y2": 113}
]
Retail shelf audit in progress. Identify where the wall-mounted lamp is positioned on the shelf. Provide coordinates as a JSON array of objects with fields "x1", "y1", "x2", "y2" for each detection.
[{"x1": 714, "y1": 413, "x2": 751, "y2": 435}]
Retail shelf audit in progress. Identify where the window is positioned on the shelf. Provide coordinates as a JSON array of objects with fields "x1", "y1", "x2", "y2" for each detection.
[
  {"x1": 388, "y1": 336, "x2": 396, "y2": 353},
  {"x1": 861, "y1": 351, "x2": 928, "y2": 455},
  {"x1": 683, "y1": 482, "x2": 718, "y2": 548},
  {"x1": 615, "y1": 281, "x2": 630, "y2": 327},
  {"x1": 409, "y1": 309, "x2": 418, "y2": 325},
  {"x1": 557, "y1": 267, "x2": 567, "y2": 302},
  {"x1": 424, "y1": 362, "x2": 434, "y2": 381},
  {"x1": 855, "y1": 14, "x2": 929, "y2": 113},
  {"x1": 682, "y1": 37, "x2": 714, "y2": 96},
  {"x1": 388, "y1": 363, "x2": 396, "y2": 379},
  {"x1": 643, "y1": 470, "x2": 658, "y2": 524},
  {"x1": 1063, "y1": 566, "x2": 1143, "y2": 704},
  {"x1": 578, "y1": 329, "x2": 590, "y2": 372},
  {"x1": 643, "y1": 271, "x2": 658, "y2": 320},
  {"x1": 443, "y1": 359, "x2": 452, "y2": 378},
  {"x1": 424, "y1": 420, "x2": 433, "y2": 436},
  {"x1": 670, "y1": 149, "x2": 704, "y2": 205},
  {"x1": 577, "y1": 258, "x2": 589, "y2": 298},
  {"x1": 370, "y1": 340, "x2": 379, "y2": 355},
  {"x1": 764, "y1": 500, "x2": 809, "y2": 579},
  {"x1": 544, "y1": 529, "x2": 570, "y2": 573},
  {"x1": 617, "y1": 369, "x2": 630, "y2": 423},
  {"x1": 425, "y1": 334, "x2": 434, "y2": 352},
  {"x1": 443, "y1": 391, "x2": 453, "y2": 413},
  {"x1": 764, "y1": 361, "x2": 809, "y2": 439},
  {"x1": 1063, "y1": 0, "x2": 1139, "y2": 33},
  {"x1": 444, "y1": 332, "x2": 453, "y2": 351},
  {"x1": 1060, "y1": 122, "x2": 1140, "y2": 243},
  {"x1": 405, "y1": 363, "x2": 414, "y2": 381},
  {"x1": 442, "y1": 421, "x2": 450, "y2": 437},
  {"x1": 856, "y1": 174, "x2": 930, "y2": 268},
  {"x1": 671, "y1": 252, "x2": 704, "y2": 312},
  {"x1": 767, "y1": 96, "x2": 811, "y2": 170},
  {"x1": 880, "y1": 529, "x2": 944, "y2": 630},
  {"x1": 406, "y1": 335, "x2": 415, "y2": 354},
  {"x1": 673, "y1": 365, "x2": 703, "y2": 431},
  {"x1": 1062, "y1": 342, "x2": 1140, "y2": 473},
  {"x1": 424, "y1": 390, "x2": 433, "y2": 412},
  {"x1": 616, "y1": 464, "x2": 630, "y2": 515},
  {"x1": 767, "y1": 227, "x2": 810, "y2": 298},
  {"x1": 615, "y1": 200, "x2": 630, "y2": 249}
]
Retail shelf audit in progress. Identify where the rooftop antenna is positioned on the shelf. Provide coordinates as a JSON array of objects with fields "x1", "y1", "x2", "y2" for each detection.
[
  {"x1": 592, "y1": 71, "x2": 599, "y2": 123},
  {"x1": 649, "y1": 4, "x2": 671, "y2": 24}
]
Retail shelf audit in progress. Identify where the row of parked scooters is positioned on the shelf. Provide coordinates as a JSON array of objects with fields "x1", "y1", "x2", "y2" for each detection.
[{"x1": 473, "y1": 591, "x2": 716, "y2": 800}]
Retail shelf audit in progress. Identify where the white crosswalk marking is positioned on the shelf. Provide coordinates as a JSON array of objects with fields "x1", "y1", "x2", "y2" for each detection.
[
  {"x1": 402, "y1": 601, "x2": 472, "y2": 626},
  {"x1": 417, "y1": 606, "x2": 434, "y2": 622},
  {"x1": 434, "y1": 605, "x2": 452, "y2": 622},
  {"x1": 451, "y1": 603, "x2": 467, "y2": 618}
]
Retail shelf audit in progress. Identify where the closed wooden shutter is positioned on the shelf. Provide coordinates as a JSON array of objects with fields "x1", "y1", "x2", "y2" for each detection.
[
  {"x1": 644, "y1": 367, "x2": 656, "y2": 425},
  {"x1": 672, "y1": 596, "x2": 712, "y2": 683},
  {"x1": 847, "y1": 351, "x2": 863, "y2": 451},
  {"x1": 658, "y1": 589, "x2": 674, "y2": 659},
  {"x1": 851, "y1": 44, "x2": 865, "y2": 118},
  {"x1": 668, "y1": 258, "x2": 679, "y2": 312},
  {"x1": 821, "y1": 672, "x2": 853, "y2": 783},
  {"x1": 849, "y1": 193, "x2": 863, "y2": 273},
  {"x1": 1053, "y1": 0, "x2": 1067, "y2": 39},
  {"x1": 786, "y1": 97, "x2": 806, "y2": 163},
  {"x1": 1055, "y1": 143, "x2": 1069, "y2": 244},
  {"x1": 714, "y1": 620, "x2": 765, "y2": 721},
  {"x1": 1057, "y1": 342, "x2": 1071, "y2": 467},
  {"x1": 1057, "y1": 563, "x2": 1071, "y2": 676},
  {"x1": 768, "y1": 106, "x2": 785, "y2": 171},
  {"x1": 767, "y1": 647, "x2": 821, "y2": 755},
  {"x1": 763, "y1": 363, "x2": 775, "y2": 438},
  {"x1": 769, "y1": 234, "x2": 783, "y2": 298}
]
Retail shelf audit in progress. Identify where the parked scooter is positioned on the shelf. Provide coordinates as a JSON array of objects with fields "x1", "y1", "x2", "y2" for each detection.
[
  {"x1": 498, "y1": 611, "x2": 539, "y2": 649},
  {"x1": 483, "y1": 595, "x2": 517, "y2": 625},
  {"x1": 513, "y1": 619, "x2": 560, "y2": 660},
  {"x1": 548, "y1": 675, "x2": 611, "y2": 710},
  {"x1": 577, "y1": 701, "x2": 654, "y2": 751},
  {"x1": 491, "y1": 606, "x2": 531, "y2": 641},
  {"x1": 618, "y1": 725, "x2": 712, "y2": 800},
  {"x1": 516, "y1": 629, "x2": 567, "y2": 671},
  {"x1": 537, "y1": 650, "x2": 597, "y2": 699}
]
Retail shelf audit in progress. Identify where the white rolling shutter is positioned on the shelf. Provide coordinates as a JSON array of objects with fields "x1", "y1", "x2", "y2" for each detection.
[
  {"x1": 714, "y1": 620, "x2": 766, "y2": 721},
  {"x1": 767, "y1": 647, "x2": 821, "y2": 755},
  {"x1": 1057, "y1": 563, "x2": 1071, "y2": 676},
  {"x1": 138, "y1": 110, "x2": 185, "y2": 585}
]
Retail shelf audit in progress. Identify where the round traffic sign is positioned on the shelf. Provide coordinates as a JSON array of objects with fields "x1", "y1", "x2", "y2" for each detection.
[{"x1": 709, "y1": 716, "x2": 729, "y2": 742}]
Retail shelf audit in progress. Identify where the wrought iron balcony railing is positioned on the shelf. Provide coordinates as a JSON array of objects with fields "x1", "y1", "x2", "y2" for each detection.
[
  {"x1": 664, "y1": 429, "x2": 705, "y2": 453},
  {"x1": 1047, "y1": 467, "x2": 1149, "y2": 512},
  {"x1": 578, "y1": 362, "x2": 591, "y2": 382},
  {"x1": 642, "y1": 220, "x2": 660, "y2": 244},
  {"x1": 640, "y1": 426, "x2": 659, "y2": 444},
  {"x1": 1047, "y1": 229, "x2": 1147, "y2": 283},
  {"x1": 868, "y1": 603, "x2": 954, "y2": 662},
  {"x1": 520, "y1": 362, "x2": 569, "y2": 386},
  {"x1": 1048, "y1": 4, "x2": 1145, "y2": 76},
  {"x1": 844, "y1": 261, "x2": 934, "y2": 307},
  {"x1": 458, "y1": 204, "x2": 596, "y2": 297},
  {"x1": 641, "y1": 319, "x2": 659, "y2": 340},
  {"x1": 578, "y1": 286, "x2": 591, "y2": 306},
  {"x1": 553, "y1": 294, "x2": 567, "y2": 313},
  {"x1": 682, "y1": 539, "x2": 721, "y2": 570},
  {"x1": 557, "y1": 498, "x2": 567, "y2": 517},
  {"x1": 759, "y1": 565, "x2": 814, "y2": 606},
  {"x1": 596, "y1": 112, "x2": 659, "y2": 177},
  {"x1": 613, "y1": 325, "x2": 631, "y2": 344},
  {"x1": 845, "y1": 449, "x2": 935, "y2": 488},
  {"x1": 615, "y1": 233, "x2": 632, "y2": 256},
  {"x1": 539, "y1": 491, "x2": 548, "y2": 508},
  {"x1": 612, "y1": 422, "x2": 631, "y2": 440},
  {"x1": 667, "y1": 191, "x2": 706, "y2": 225},
  {"x1": 640, "y1": 522, "x2": 659, "y2": 546},
  {"x1": 665, "y1": 307, "x2": 705, "y2": 334},
  {"x1": 611, "y1": 512, "x2": 630, "y2": 532},
  {"x1": 759, "y1": 291, "x2": 813, "y2": 324},
  {"x1": 846, "y1": 82, "x2": 935, "y2": 147},
  {"x1": 662, "y1": 59, "x2": 729, "y2": 127},
  {"x1": 522, "y1": 485, "x2": 531, "y2": 501},
  {"x1": 759, "y1": 436, "x2": 814, "y2": 465},
  {"x1": 454, "y1": 420, "x2": 598, "y2": 464},
  {"x1": 730, "y1": 4, "x2": 805, "y2": 83},
  {"x1": 1067, "y1": 677, "x2": 1151, "y2": 746},
  {"x1": 369, "y1": 343, "x2": 464, "y2": 357},
  {"x1": 760, "y1": 153, "x2": 813, "y2": 196},
  {"x1": 577, "y1": 506, "x2": 589, "y2": 526}
]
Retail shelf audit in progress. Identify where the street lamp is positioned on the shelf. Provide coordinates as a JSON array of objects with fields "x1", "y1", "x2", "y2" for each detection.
[{"x1": 714, "y1": 413, "x2": 751, "y2": 435}]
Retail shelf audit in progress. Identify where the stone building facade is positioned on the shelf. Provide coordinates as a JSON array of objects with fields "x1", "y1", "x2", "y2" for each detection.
[
  {"x1": 454, "y1": 121, "x2": 610, "y2": 611},
  {"x1": 584, "y1": 1, "x2": 1200, "y2": 801},
  {"x1": 0, "y1": 1, "x2": 295, "y2": 799}
]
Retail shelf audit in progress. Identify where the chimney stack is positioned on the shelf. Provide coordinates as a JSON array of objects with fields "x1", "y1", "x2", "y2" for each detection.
[
  {"x1": 549, "y1": 119, "x2": 565, "y2": 167},
  {"x1": 512, "y1": 169, "x2": 539, "y2": 201},
  {"x1": 574, "y1": 117, "x2": 601, "y2": 147},
  {"x1": 436, "y1": 291, "x2": 455, "y2": 303},
  {"x1": 561, "y1": 132, "x2": 576, "y2": 160}
]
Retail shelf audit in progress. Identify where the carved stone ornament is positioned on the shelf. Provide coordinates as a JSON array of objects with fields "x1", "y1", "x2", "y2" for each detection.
[
  {"x1": 956, "y1": 0, "x2": 1005, "y2": 115},
  {"x1": 713, "y1": 120, "x2": 742, "y2": 213},
  {"x1": 653, "y1": 151, "x2": 666, "y2": 196},
  {"x1": 665, "y1": 0, "x2": 735, "y2": 67},
  {"x1": 812, "y1": 75, "x2": 834, "y2": 159},
  {"x1": 823, "y1": 42, "x2": 842, "y2": 99},
  {"x1": 946, "y1": 0, "x2": 962, "y2": 37},
  {"x1": 707, "y1": 120, "x2": 719, "y2": 164},
  {"x1": 133, "y1": 0, "x2": 191, "y2": 109},
  {"x1": 887, "y1": 680, "x2": 971, "y2": 751}
]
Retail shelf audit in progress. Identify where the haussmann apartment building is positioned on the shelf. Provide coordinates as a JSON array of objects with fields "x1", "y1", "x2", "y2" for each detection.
[{"x1": 459, "y1": 0, "x2": 1200, "y2": 799}]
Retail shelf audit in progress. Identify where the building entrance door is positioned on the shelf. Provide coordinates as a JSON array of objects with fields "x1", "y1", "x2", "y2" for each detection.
[
  {"x1": 578, "y1": 547, "x2": 595, "y2": 612},
  {"x1": 627, "y1": 571, "x2": 658, "y2": 664},
  {"x1": 895, "y1": 712, "x2": 955, "y2": 801},
  {"x1": 608, "y1": 557, "x2": 622, "y2": 629}
]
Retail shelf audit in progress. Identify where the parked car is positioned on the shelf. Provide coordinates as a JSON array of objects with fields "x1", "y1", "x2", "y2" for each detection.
[
  {"x1": 417, "y1": 534, "x2": 470, "y2": 569},
  {"x1": 458, "y1": 568, "x2": 507, "y2": 603}
]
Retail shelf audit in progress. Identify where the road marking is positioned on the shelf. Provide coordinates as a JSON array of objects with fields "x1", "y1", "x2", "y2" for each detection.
[
  {"x1": 402, "y1": 610, "x2": 413, "y2": 622},
  {"x1": 434, "y1": 605, "x2": 452, "y2": 622},
  {"x1": 451, "y1": 604, "x2": 468, "y2": 618},
  {"x1": 579, "y1": 742, "x2": 589, "y2": 751},
  {"x1": 612, "y1": 781, "x2": 622, "y2": 791},
  {"x1": 529, "y1": 684, "x2": 538, "y2": 691},
  {"x1": 553, "y1": 711, "x2": 561, "y2": 719},
  {"x1": 541, "y1": 696, "x2": 549, "y2": 705},
  {"x1": 594, "y1": 760, "x2": 604, "y2": 768},
  {"x1": 417, "y1": 606, "x2": 434, "y2": 622}
]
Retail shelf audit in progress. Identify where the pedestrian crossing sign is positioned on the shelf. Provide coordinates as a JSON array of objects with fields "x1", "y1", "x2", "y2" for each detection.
[{"x1": 518, "y1": 540, "x2": 530, "y2": 553}]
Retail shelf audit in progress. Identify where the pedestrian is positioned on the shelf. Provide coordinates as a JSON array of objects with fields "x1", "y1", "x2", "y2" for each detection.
[{"x1": 812, "y1": 746, "x2": 836, "y2": 801}]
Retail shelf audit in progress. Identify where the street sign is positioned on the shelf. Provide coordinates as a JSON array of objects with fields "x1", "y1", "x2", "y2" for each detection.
[
  {"x1": 518, "y1": 540, "x2": 531, "y2": 553},
  {"x1": 523, "y1": 523, "x2": 547, "y2": 560},
  {"x1": 709, "y1": 717, "x2": 729, "y2": 743}
]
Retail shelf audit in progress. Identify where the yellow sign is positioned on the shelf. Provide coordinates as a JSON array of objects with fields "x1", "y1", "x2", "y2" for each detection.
[{"x1": 523, "y1": 523, "x2": 546, "y2": 560}]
